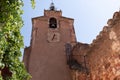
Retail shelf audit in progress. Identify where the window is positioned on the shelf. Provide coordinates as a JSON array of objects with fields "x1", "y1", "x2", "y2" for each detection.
[{"x1": 49, "y1": 18, "x2": 57, "y2": 28}]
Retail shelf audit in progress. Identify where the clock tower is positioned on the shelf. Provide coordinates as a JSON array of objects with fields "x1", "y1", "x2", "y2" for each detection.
[{"x1": 23, "y1": 3, "x2": 76, "y2": 80}]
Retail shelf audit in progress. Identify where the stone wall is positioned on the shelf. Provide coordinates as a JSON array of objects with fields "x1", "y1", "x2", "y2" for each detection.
[{"x1": 72, "y1": 11, "x2": 120, "y2": 80}]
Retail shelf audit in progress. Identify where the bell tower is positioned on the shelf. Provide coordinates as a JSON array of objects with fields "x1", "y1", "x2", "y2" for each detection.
[{"x1": 23, "y1": 3, "x2": 77, "y2": 80}]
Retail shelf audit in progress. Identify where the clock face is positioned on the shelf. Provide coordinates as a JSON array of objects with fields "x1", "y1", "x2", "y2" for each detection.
[{"x1": 47, "y1": 32, "x2": 60, "y2": 42}]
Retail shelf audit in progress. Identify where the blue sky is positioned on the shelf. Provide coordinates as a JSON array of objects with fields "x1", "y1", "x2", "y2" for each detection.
[{"x1": 22, "y1": 0, "x2": 120, "y2": 47}]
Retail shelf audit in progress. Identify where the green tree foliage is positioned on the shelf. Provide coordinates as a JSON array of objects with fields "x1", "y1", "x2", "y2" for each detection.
[
  {"x1": 0, "y1": 0, "x2": 31, "y2": 79},
  {"x1": 31, "y1": 0, "x2": 36, "y2": 9}
]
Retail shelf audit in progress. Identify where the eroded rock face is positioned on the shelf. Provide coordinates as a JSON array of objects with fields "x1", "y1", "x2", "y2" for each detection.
[{"x1": 72, "y1": 11, "x2": 120, "y2": 80}]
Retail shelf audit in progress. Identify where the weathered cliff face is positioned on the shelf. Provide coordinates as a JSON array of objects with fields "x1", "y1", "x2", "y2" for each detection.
[
  {"x1": 71, "y1": 43, "x2": 90, "y2": 80},
  {"x1": 72, "y1": 11, "x2": 120, "y2": 80}
]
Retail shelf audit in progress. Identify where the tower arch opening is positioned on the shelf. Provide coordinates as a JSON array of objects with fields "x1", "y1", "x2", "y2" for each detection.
[{"x1": 49, "y1": 17, "x2": 57, "y2": 28}]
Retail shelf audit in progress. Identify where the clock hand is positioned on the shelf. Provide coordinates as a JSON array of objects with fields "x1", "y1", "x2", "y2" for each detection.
[{"x1": 52, "y1": 34, "x2": 55, "y2": 40}]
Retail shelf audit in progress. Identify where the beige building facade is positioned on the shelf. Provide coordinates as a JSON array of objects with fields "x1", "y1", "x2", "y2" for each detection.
[{"x1": 23, "y1": 3, "x2": 76, "y2": 80}]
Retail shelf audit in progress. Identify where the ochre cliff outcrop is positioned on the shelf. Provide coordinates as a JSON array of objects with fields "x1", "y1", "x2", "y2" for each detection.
[{"x1": 72, "y1": 11, "x2": 120, "y2": 80}]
